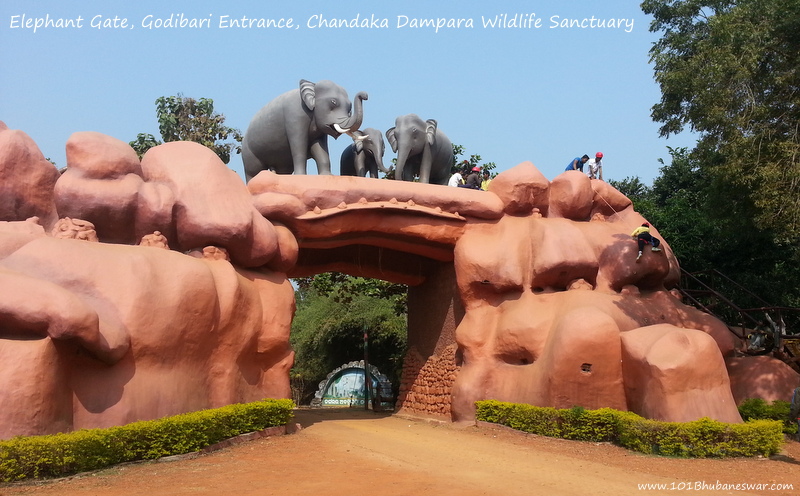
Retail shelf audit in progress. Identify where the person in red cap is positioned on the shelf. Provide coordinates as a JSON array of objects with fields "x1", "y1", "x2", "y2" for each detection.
[
  {"x1": 630, "y1": 222, "x2": 661, "y2": 261},
  {"x1": 460, "y1": 166, "x2": 482, "y2": 189},
  {"x1": 587, "y1": 152, "x2": 604, "y2": 180}
]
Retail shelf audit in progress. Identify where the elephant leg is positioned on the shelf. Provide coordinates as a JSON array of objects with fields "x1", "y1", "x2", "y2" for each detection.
[
  {"x1": 242, "y1": 141, "x2": 265, "y2": 182},
  {"x1": 291, "y1": 147, "x2": 308, "y2": 175},
  {"x1": 418, "y1": 147, "x2": 432, "y2": 183},
  {"x1": 367, "y1": 161, "x2": 378, "y2": 178},
  {"x1": 354, "y1": 151, "x2": 367, "y2": 177},
  {"x1": 309, "y1": 140, "x2": 332, "y2": 175},
  {"x1": 284, "y1": 115, "x2": 313, "y2": 175}
]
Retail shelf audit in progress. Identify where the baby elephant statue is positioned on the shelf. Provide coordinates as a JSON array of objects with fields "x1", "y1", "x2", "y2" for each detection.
[
  {"x1": 242, "y1": 79, "x2": 368, "y2": 181},
  {"x1": 386, "y1": 114, "x2": 453, "y2": 185},
  {"x1": 340, "y1": 128, "x2": 389, "y2": 178}
]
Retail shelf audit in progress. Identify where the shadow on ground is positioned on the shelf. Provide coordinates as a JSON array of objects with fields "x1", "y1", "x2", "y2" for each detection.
[{"x1": 291, "y1": 406, "x2": 394, "y2": 429}]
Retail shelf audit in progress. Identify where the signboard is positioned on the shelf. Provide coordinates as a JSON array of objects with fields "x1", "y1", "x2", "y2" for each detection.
[
  {"x1": 321, "y1": 369, "x2": 369, "y2": 406},
  {"x1": 312, "y1": 361, "x2": 394, "y2": 409}
]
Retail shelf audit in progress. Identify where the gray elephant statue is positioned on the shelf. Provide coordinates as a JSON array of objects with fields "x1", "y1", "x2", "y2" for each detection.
[
  {"x1": 242, "y1": 79, "x2": 368, "y2": 181},
  {"x1": 340, "y1": 128, "x2": 389, "y2": 178},
  {"x1": 386, "y1": 114, "x2": 453, "y2": 185}
]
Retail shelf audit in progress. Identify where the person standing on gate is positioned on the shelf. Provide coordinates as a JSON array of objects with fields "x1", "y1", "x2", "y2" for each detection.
[
  {"x1": 480, "y1": 170, "x2": 493, "y2": 191},
  {"x1": 448, "y1": 168, "x2": 464, "y2": 187},
  {"x1": 460, "y1": 166, "x2": 482, "y2": 189},
  {"x1": 587, "y1": 152, "x2": 604, "y2": 180},
  {"x1": 566, "y1": 154, "x2": 589, "y2": 172}
]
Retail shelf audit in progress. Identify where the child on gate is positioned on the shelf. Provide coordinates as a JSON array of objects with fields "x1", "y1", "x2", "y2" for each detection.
[{"x1": 631, "y1": 222, "x2": 661, "y2": 261}]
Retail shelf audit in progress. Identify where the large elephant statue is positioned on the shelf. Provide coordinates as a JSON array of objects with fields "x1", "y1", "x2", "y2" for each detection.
[
  {"x1": 340, "y1": 128, "x2": 388, "y2": 178},
  {"x1": 386, "y1": 114, "x2": 453, "y2": 185},
  {"x1": 242, "y1": 79, "x2": 368, "y2": 181}
]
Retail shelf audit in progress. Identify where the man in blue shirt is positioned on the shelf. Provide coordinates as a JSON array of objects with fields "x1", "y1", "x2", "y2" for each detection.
[{"x1": 566, "y1": 154, "x2": 589, "y2": 172}]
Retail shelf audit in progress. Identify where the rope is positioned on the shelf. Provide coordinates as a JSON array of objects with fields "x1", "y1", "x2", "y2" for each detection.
[{"x1": 591, "y1": 184, "x2": 621, "y2": 218}]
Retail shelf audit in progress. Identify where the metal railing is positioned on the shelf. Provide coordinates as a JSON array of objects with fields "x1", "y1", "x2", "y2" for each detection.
[{"x1": 675, "y1": 269, "x2": 800, "y2": 365}]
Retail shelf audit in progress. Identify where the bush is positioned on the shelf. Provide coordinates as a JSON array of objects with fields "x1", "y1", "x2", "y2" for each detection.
[
  {"x1": 476, "y1": 400, "x2": 783, "y2": 458},
  {"x1": 0, "y1": 399, "x2": 294, "y2": 482},
  {"x1": 738, "y1": 398, "x2": 796, "y2": 435}
]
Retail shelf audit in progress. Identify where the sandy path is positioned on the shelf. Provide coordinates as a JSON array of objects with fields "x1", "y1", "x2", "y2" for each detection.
[{"x1": 2, "y1": 408, "x2": 798, "y2": 496}]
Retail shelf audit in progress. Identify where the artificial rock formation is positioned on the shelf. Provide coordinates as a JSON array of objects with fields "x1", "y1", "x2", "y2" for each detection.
[
  {"x1": 0, "y1": 232, "x2": 294, "y2": 437},
  {"x1": 250, "y1": 162, "x2": 797, "y2": 423},
  {"x1": 0, "y1": 125, "x2": 295, "y2": 439},
  {"x1": 55, "y1": 132, "x2": 293, "y2": 269},
  {"x1": 447, "y1": 166, "x2": 742, "y2": 422},
  {"x1": 0, "y1": 122, "x2": 60, "y2": 230},
  {"x1": 0, "y1": 121, "x2": 798, "y2": 439}
]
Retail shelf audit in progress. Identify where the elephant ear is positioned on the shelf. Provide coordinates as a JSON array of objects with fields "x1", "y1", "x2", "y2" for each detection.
[
  {"x1": 386, "y1": 127, "x2": 399, "y2": 153},
  {"x1": 425, "y1": 119, "x2": 438, "y2": 146},
  {"x1": 300, "y1": 79, "x2": 316, "y2": 111}
]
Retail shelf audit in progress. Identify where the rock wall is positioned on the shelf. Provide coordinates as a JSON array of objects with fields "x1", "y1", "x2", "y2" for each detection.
[
  {"x1": 1, "y1": 121, "x2": 798, "y2": 438},
  {"x1": 397, "y1": 344, "x2": 459, "y2": 418},
  {"x1": 398, "y1": 262, "x2": 463, "y2": 418},
  {"x1": 0, "y1": 124, "x2": 296, "y2": 439}
]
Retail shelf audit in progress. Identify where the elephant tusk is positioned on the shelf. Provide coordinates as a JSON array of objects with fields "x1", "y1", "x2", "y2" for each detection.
[{"x1": 333, "y1": 124, "x2": 350, "y2": 134}]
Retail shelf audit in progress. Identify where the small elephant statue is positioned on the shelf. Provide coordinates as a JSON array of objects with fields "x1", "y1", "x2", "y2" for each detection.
[
  {"x1": 340, "y1": 128, "x2": 389, "y2": 178},
  {"x1": 242, "y1": 79, "x2": 368, "y2": 181},
  {"x1": 386, "y1": 114, "x2": 453, "y2": 185}
]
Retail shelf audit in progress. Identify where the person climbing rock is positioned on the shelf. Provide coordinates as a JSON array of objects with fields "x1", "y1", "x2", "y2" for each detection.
[{"x1": 631, "y1": 222, "x2": 661, "y2": 261}]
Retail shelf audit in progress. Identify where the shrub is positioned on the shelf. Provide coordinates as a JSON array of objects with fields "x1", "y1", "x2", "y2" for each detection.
[
  {"x1": 476, "y1": 400, "x2": 783, "y2": 458},
  {"x1": 738, "y1": 398, "x2": 796, "y2": 435},
  {"x1": 0, "y1": 398, "x2": 294, "y2": 482}
]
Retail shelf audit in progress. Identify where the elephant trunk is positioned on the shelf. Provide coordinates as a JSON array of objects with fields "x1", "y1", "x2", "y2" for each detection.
[
  {"x1": 394, "y1": 145, "x2": 411, "y2": 181},
  {"x1": 375, "y1": 153, "x2": 390, "y2": 174},
  {"x1": 336, "y1": 91, "x2": 368, "y2": 135}
]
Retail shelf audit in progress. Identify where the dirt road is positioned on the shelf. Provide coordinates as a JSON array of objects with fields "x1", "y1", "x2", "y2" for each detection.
[{"x1": 2, "y1": 408, "x2": 799, "y2": 496}]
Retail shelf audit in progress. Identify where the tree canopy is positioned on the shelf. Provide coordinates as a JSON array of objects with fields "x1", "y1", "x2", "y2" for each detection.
[
  {"x1": 611, "y1": 146, "x2": 800, "y2": 307},
  {"x1": 452, "y1": 144, "x2": 498, "y2": 177},
  {"x1": 642, "y1": 0, "x2": 800, "y2": 238},
  {"x1": 290, "y1": 273, "x2": 408, "y2": 404},
  {"x1": 130, "y1": 95, "x2": 242, "y2": 163}
]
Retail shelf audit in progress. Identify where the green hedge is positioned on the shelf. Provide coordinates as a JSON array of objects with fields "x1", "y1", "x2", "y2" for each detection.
[
  {"x1": 475, "y1": 400, "x2": 783, "y2": 458},
  {"x1": 738, "y1": 398, "x2": 797, "y2": 435},
  {"x1": 0, "y1": 398, "x2": 294, "y2": 482}
]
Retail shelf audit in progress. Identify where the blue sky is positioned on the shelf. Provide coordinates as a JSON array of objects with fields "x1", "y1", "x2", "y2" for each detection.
[{"x1": 1, "y1": 0, "x2": 698, "y2": 184}]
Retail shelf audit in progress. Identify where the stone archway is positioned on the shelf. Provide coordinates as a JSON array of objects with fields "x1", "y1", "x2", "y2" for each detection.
[
  {"x1": 250, "y1": 166, "x2": 798, "y2": 423},
  {"x1": 310, "y1": 360, "x2": 393, "y2": 410},
  {"x1": 249, "y1": 171, "x2": 503, "y2": 420}
]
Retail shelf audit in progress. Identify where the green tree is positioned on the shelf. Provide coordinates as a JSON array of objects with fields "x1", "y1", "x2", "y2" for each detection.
[
  {"x1": 130, "y1": 95, "x2": 243, "y2": 163},
  {"x1": 608, "y1": 176, "x2": 649, "y2": 200},
  {"x1": 452, "y1": 144, "x2": 498, "y2": 176},
  {"x1": 642, "y1": 0, "x2": 800, "y2": 238},
  {"x1": 128, "y1": 133, "x2": 161, "y2": 159},
  {"x1": 613, "y1": 147, "x2": 800, "y2": 307},
  {"x1": 290, "y1": 273, "x2": 408, "y2": 404}
]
